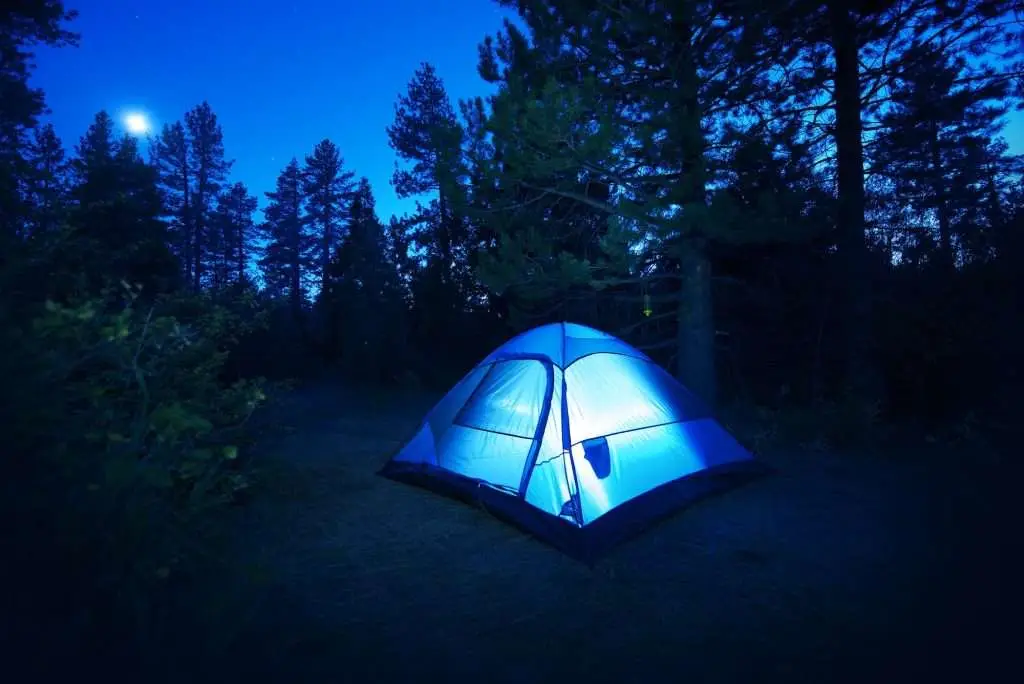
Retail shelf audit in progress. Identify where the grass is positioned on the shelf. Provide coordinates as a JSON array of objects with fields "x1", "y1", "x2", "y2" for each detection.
[{"x1": 14, "y1": 382, "x2": 1011, "y2": 683}]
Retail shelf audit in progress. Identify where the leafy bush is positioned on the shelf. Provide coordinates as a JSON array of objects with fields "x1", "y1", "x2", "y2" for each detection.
[{"x1": 2, "y1": 280, "x2": 269, "y2": 660}]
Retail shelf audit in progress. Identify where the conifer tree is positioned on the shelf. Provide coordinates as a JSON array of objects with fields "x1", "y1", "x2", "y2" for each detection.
[
  {"x1": 872, "y1": 42, "x2": 1019, "y2": 269},
  {"x1": 319, "y1": 178, "x2": 407, "y2": 375},
  {"x1": 70, "y1": 111, "x2": 177, "y2": 293},
  {"x1": 23, "y1": 123, "x2": 69, "y2": 238},
  {"x1": 387, "y1": 62, "x2": 467, "y2": 293},
  {"x1": 185, "y1": 101, "x2": 232, "y2": 290},
  {"x1": 752, "y1": 0, "x2": 1023, "y2": 398},
  {"x1": 0, "y1": 0, "x2": 77, "y2": 239},
  {"x1": 152, "y1": 121, "x2": 192, "y2": 280},
  {"x1": 211, "y1": 181, "x2": 258, "y2": 288},
  {"x1": 474, "y1": 0, "x2": 790, "y2": 405},
  {"x1": 258, "y1": 159, "x2": 310, "y2": 314},
  {"x1": 387, "y1": 62, "x2": 482, "y2": 362},
  {"x1": 302, "y1": 138, "x2": 355, "y2": 289}
]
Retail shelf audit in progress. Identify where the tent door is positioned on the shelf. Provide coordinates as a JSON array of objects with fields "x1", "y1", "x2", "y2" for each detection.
[{"x1": 450, "y1": 355, "x2": 555, "y2": 497}]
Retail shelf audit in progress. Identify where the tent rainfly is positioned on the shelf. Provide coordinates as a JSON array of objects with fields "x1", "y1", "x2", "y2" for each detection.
[{"x1": 379, "y1": 322, "x2": 768, "y2": 560}]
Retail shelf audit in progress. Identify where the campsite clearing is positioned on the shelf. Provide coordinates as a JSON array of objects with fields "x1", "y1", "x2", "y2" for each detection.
[{"x1": 197, "y1": 382, "x2": 1009, "y2": 683}]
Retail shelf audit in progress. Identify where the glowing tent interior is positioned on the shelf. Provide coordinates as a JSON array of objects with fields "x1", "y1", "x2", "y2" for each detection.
[{"x1": 379, "y1": 322, "x2": 769, "y2": 560}]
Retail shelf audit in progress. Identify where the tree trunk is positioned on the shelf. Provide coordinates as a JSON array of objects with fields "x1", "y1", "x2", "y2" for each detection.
[
  {"x1": 192, "y1": 211, "x2": 203, "y2": 291},
  {"x1": 830, "y1": 2, "x2": 877, "y2": 401},
  {"x1": 321, "y1": 207, "x2": 332, "y2": 292},
  {"x1": 671, "y1": 9, "x2": 717, "y2": 406},
  {"x1": 237, "y1": 219, "x2": 246, "y2": 283},
  {"x1": 290, "y1": 221, "x2": 302, "y2": 318},
  {"x1": 181, "y1": 179, "x2": 192, "y2": 286},
  {"x1": 193, "y1": 167, "x2": 209, "y2": 292},
  {"x1": 928, "y1": 122, "x2": 955, "y2": 272},
  {"x1": 438, "y1": 192, "x2": 451, "y2": 287},
  {"x1": 677, "y1": 239, "x2": 716, "y2": 406}
]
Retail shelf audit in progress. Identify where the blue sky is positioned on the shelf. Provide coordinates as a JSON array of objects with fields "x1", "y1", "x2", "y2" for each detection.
[
  {"x1": 30, "y1": 0, "x2": 1023, "y2": 225},
  {"x1": 31, "y1": 0, "x2": 515, "y2": 222}
]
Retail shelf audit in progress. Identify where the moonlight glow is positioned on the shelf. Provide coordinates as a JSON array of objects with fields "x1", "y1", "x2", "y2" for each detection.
[{"x1": 124, "y1": 112, "x2": 150, "y2": 135}]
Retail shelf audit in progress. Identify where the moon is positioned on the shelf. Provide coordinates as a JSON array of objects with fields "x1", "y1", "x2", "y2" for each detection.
[{"x1": 124, "y1": 112, "x2": 150, "y2": 135}]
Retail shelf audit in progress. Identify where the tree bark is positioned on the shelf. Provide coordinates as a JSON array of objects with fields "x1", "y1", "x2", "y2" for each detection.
[
  {"x1": 671, "y1": 8, "x2": 717, "y2": 406},
  {"x1": 677, "y1": 238, "x2": 717, "y2": 406},
  {"x1": 830, "y1": 2, "x2": 878, "y2": 400},
  {"x1": 181, "y1": 173, "x2": 192, "y2": 287},
  {"x1": 237, "y1": 217, "x2": 246, "y2": 283},
  {"x1": 438, "y1": 192, "x2": 452, "y2": 287},
  {"x1": 928, "y1": 122, "x2": 955, "y2": 272},
  {"x1": 193, "y1": 193, "x2": 204, "y2": 291}
]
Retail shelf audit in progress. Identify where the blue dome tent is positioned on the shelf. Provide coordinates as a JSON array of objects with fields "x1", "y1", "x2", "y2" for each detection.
[{"x1": 379, "y1": 322, "x2": 769, "y2": 560}]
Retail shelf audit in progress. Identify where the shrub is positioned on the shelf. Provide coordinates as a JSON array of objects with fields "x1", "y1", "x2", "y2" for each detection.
[{"x1": 2, "y1": 280, "x2": 268, "y2": 663}]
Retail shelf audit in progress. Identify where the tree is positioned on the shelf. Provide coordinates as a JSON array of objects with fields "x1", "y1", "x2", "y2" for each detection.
[
  {"x1": 387, "y1": 62, "x2": 486, "y2": 368},
  {"x1": 387, "y1": 62, "x2": 467, "y2": 290},
  {"x1": 872, "y1": 42, "x2": 1019, "y2": 269},
  {"x1": 0, "y1": 0, "x2": 77, "y2": 239},
  {"x1": 302, "y1": 138, "x2": 355, "y2": 289},
  {"x1": 211, "y1": 181, "x2": 258, "y2": 288},
  {"x1": 459, "y1": 82, "x2": 617, "y2": 330},
  {"x1": 69, "y1": 111, "x2": 178, "y2": 294},
  {"x1": 319, "y1": 178, "x2": 407, "y2": 378},
  {"x1": 387, "y1": 62, "x2": 463, "y2": 199},
  {"x1": 384, "y1": 214, "x2": 416, "y2": 304},
  {"x1": 710, "y1": 123, "x2": 840, "y2": 403},
  {"x1": 184, "y1": 101, "x2": 231, "y2": 290},
  {"x1": 758, "y1": 0, "x2": 1024, "y2": 399},
  {"x1": 258, "y1": 159, "x2": 310, "y2": 315},
  {"x1": 152, "y1": 121, "x2": 192, "y2": 281},
  {"x1": 23, "y1": 123, "x2": 69, "y2": 238},
  {"x1": 474, "y1": 0, "x2": 793, "y2": 406}
]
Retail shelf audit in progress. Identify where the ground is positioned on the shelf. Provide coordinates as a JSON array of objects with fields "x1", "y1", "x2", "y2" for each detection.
[{"x1": 64, "y1": 383, "x2": 1015, "y2": 682}]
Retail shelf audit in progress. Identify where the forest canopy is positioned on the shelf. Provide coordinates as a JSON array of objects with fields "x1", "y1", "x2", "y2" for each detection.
[{"x1": 2, "y1": 0, "x2": 1021, "y2": 446}]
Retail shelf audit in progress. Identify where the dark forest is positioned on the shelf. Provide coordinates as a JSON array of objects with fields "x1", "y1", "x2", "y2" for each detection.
[{"x1": 2, "y1": 1, "x2": 1021, "y2": 682}]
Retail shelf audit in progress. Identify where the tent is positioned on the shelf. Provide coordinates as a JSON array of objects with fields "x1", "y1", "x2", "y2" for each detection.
[{"x1": 379, "y1": 322, "x2": 768, "y2": 560}]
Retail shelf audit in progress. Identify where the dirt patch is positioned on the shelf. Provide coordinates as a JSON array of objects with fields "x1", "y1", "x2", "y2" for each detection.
[{"x1": 165, "y1": 383, "x2": 1009, "y2": 682}]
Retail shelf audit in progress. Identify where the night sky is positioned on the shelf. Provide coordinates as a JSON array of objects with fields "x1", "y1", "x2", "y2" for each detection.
[
  {"x1": 30, "y1": 0, "x2": 1023, "y2": 225},
  {"x1": 31, "y1": 0, "x2": 517, "y2": 222}
]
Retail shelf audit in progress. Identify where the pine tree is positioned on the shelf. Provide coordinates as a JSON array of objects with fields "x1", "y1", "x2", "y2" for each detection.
[
  {"x1": 184, "y1": 101, "x2": 232, "y2": 290},
  {"x1": 69, "y1": 111, "x2": 177, "y2": 293},
  {"x1": 320, "y1": 178, "x2": 407, "y2": 378},
  {"x1": 386, "y1": 62, "x2": 466, "y2": 291},
  {"x1": 23, "y1": 123, "x2": 69, "y2": 238},
  {"x1": 212, "y1": 182, "x2": 258, "y2": 287},
  {"x1": 0, "y1": 1, "x2": 77, "y2": 239},
  {"x1": 302, "y1": 138, "x2": 355, "y2": 289},
  {"x1": 475, "y1": 0, "x2": 791, "y2": 405},
  {"x1": 872, "y1": 43, "x2": 1018, "y2": 270},
  {"x1": 712, "y1": 124, "x2": 839, "y2": 402},
  {"x1": 258, "y1": 159, "x2": 309, "y2": 315},
  {"x1": 387, "y1": 63, "x2": 463, "y2": 198},
  {"x1": 153, "y1": 121, "x2": 192, "y2": 281},
  {"x1": 754, "y1": 0, "x2": 1023, "y2": 399},
  {"x1": 387, "y1": 62, "x2": 478, "y2": 363},
  {"x1": 384, "y1": 214, "x2": 416, "y2": 304},
  {"x1": 73, "y1": 111, "x2": 116, "y2": 178}
]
